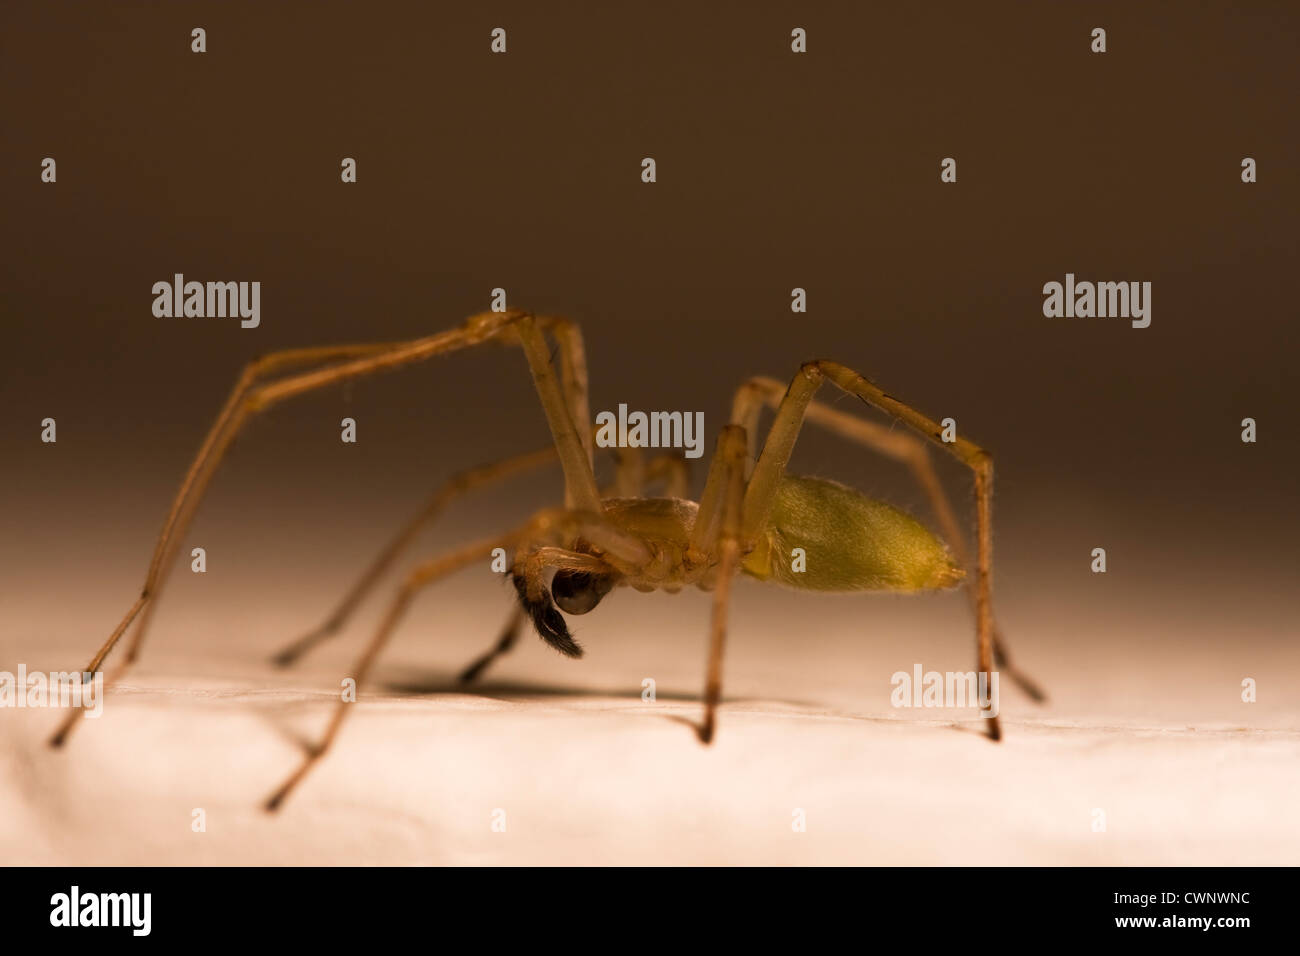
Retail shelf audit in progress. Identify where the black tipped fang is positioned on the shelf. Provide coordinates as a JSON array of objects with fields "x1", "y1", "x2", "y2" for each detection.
[{"x1": 511, "y1": 572, "x2": 583, "y2": 659}]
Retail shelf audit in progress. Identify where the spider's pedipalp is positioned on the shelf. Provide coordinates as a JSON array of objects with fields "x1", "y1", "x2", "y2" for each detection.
[
  {"x1": 511, "y1": 570, "x2": 583, "y2": 658},
  {"x1": 505, "y1": 511, "x2": 652, "y2": 661}
]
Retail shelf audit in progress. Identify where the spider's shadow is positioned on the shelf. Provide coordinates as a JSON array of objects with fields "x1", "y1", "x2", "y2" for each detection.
[
  {"x1": 265, "y1": 668, "x2": 817, "y2": 753},
  {"x1": 375, "y1": 668, "x2": 812, "y2": 708},
  {"x1": 265, "y1": 670, "x2": 983, "y2": 754}
]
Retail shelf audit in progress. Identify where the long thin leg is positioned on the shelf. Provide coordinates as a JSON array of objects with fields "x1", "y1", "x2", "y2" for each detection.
[
  {"x1": 455, "y1": 606, "x2": 526, "y2": 684},
  {"x1": 78, "y1": 343, "x2": 404, "y2": 672},
  {"x1": 539, "y1": 315, "x2": 594, "y2": 475},
  {"x1": 740, "y1": 363, "x2": 1003, "y2": 740},
  {"x1": 51, "y1": 310, "x2": 599, "y2": 746},
  {"x1": 264, "y1": 532, "x2": 516, "y2": 811},
  {"x1": 205, "y1": 319, "x2": 588, "y2": 662},
  {"x1": 267, "y1": 511, "x2": 650, "y2": 810},
  {"x1": 275, "y1": 367, "x2": 616, "y2": 670},
  {"x1": 272, "y1": 446, "x2": 558, "y2": 667},
  {"x1": 513, "y1": 318, "x2": 601, "y2": 511},
  {"x1": 695, "y1": 425, "x2": 748, "y2": 743},
  {"x1": 48, "y1": 342, "x2": 400, "y2": 746},
  {"x1": 731, "y1": 377, "x2": 1044, "y2": 702},
  {"x1": 292, "y1": 422, "x2": 686, "y2": 684}
]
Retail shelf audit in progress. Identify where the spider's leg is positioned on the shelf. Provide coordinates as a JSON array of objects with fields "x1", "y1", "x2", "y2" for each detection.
[
  {"x1": 273, "y1": 446, "x2": 558, "y2": 668},
  {"x1": 738, "y1": 362, "x2": 1004, "y2": 741},
  {"x1": 266, "y1": 510, "x2": 649, "y2": 811},
  {"x1": 537, "y1": 315, "x2": 595, "y2": 478},
  {"x1": 732, "y1": 377, "x2": 1044, "y2": 702},
  {"x1": 48, "y1": 341, "x2": 400, "y2": 745},
  {"x1": 264, "y1": 532, "x2": 515, "y2": 812},
  {"x1": 692, "y1": 425, "x2": 748, "y2": 744},
  {"x1": 51, "y1": 311, "x2": 600, "y2": 746},
  {"x1": 278, "y1": 313, "x2": 599, "y2": 669},
  {"x1": 455, "y1": 605, "x2": 527, "y2": 685}
]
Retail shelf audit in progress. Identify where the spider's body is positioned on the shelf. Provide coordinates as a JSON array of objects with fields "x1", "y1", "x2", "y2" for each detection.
[
  {"x1": 517, "y1": 475, "x2": 965, "y2": 661},
  {"x1": 535, "y1": 475, "x2": 963, "y2": 614},
  {"x1": 736, "y1": 475, "x2": 964, "y2": 593},
  {"x1": 51, "y1": 309, "x2": 1041, "y2": 811}
]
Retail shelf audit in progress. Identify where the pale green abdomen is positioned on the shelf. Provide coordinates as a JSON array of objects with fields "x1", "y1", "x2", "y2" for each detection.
[{"x1": 741, "y1": 475, "x2": 964, "y2": 592}]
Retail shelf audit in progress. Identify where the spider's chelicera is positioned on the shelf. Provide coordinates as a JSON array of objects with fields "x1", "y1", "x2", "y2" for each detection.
[{"x1": 49, "y1": 309, "x2": 1044, "y2": 811}]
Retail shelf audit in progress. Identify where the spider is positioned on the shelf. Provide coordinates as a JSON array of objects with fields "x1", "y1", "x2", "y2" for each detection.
[{"x1": 48, "y1": 309, "x2": 1043, "y2": 810}]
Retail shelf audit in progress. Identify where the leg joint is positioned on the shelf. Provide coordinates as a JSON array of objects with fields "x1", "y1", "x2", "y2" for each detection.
[{"x1": 798, "y1": 360, "x2": 825, "y2": 385}]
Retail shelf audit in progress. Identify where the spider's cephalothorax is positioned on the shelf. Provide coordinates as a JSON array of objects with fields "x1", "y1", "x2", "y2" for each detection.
[{"x1": 53, "y1": 309, "x2": 1040, "y2": 813}]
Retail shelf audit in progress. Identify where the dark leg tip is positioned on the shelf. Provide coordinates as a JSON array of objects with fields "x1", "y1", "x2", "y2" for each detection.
[
  {"x1": 696, "y1": 722, "x2": 715, "y2": 745},
  {"x1": 48, "y1": 732, "x2": 67, "y2": 749},
  {"x1": 270, "y1": 649, "x2": 299, "y2": 669},
  {"x1": 272, "y1": 626, "x2": 337, "y2": 669},
  {"x1": 456, "y1": 659, "x2": 489, "y2": 685}
]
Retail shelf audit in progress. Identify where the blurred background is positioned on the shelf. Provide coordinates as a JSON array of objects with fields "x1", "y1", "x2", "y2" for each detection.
[{"x1": 1, "y1": 2, "x2": 1296, "y2": 864}]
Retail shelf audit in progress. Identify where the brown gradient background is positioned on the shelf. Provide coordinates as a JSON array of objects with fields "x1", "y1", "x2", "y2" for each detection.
[{"x1": 1, "y1": 2, "x2": 1297, "y2": 865}]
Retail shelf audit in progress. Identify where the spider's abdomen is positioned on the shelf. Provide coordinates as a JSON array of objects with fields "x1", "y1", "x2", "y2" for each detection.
[{"x1": 741, "y1": 475, "x2": 964, "y2": 592}]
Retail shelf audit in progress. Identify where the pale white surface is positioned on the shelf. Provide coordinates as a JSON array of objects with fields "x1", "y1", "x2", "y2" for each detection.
[{"x1": 2, "y1": 576, "x2": 1297, "y2": 866}]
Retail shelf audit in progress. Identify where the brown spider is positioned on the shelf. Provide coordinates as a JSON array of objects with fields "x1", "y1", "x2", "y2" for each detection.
[{"x1": 48, "y1": 310, "x2": 1042, "y2": 810}]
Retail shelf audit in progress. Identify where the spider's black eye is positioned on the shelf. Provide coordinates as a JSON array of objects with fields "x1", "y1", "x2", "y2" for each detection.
[{"x1": 551, "y1": 569, "x2": 617, "y2": 615}]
